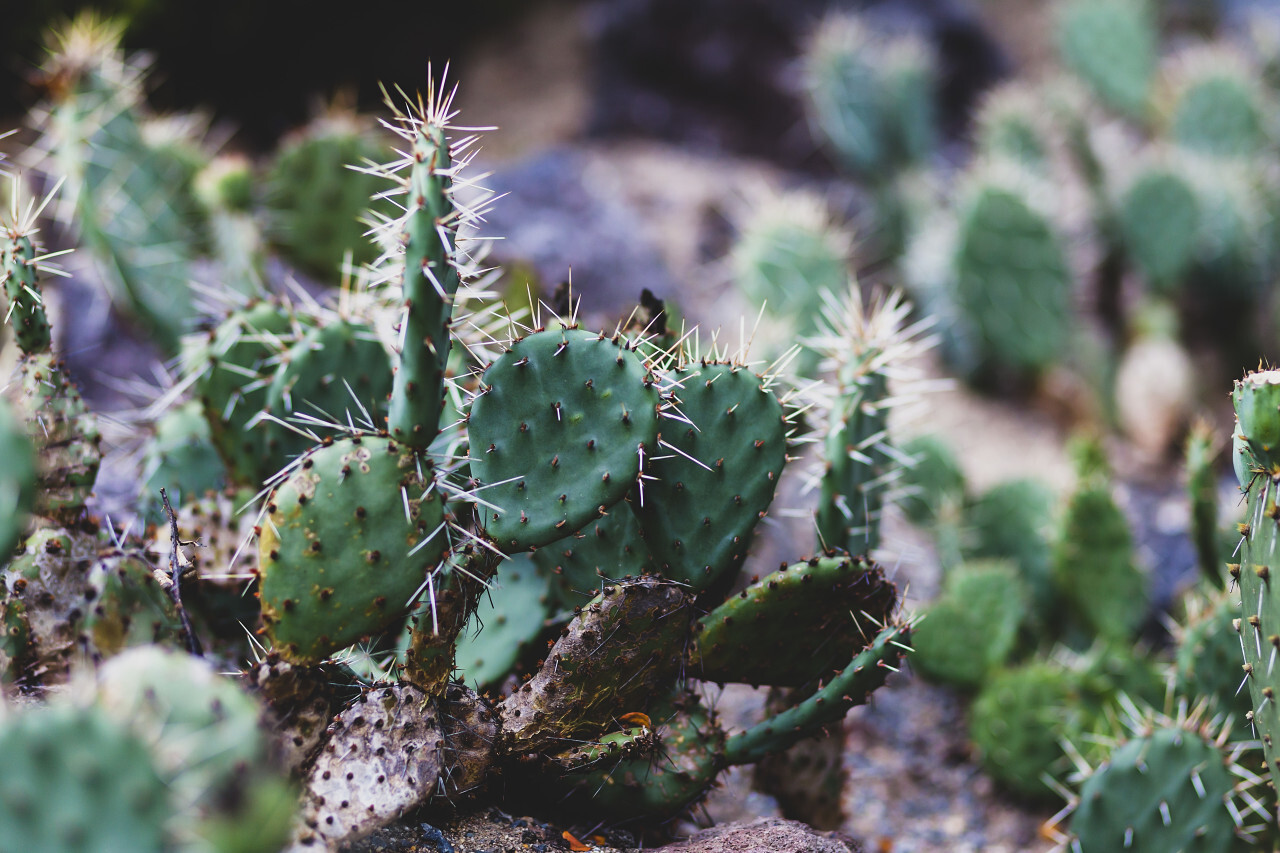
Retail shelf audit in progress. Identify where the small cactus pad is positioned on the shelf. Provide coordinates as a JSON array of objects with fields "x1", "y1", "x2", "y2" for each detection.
[
  {"x1": 969, "y1": 660, "x2": 1082, "y2": 800},
  {"x1": 264, "y1": 318, "x2": 393, "y2": 463},
  {"x1": 137, "y1": 399, "x2": 226, "y2": 524},
  {"x1": 634, "y1": 362, "x2": 787, "y2": 590},
  {"x1": 692, "y1": 555, "x2": 898, "y2": 687},
  {"x1": 1055, "y1": 0, "x2": 1156, "y2": 116},
  {"x1": 469, "y1": 328, "x2": 661, "y2": 551},
  {"x1": 1120, "y1": 165, "x2": 1200, "y2": 291},
  {"x1": 0, "y1": 599, "x2": 31, "y2": 683},
  {"x1": 2, "y1": 232, "x2": 52, "y2": 354},
  {"x1": 11, "y1": 354, "x2": 102, "y2": 522},
  {"x1": 259, "y1": 436, "x2": 447, "y2": 663},
  {"x1": 0, "y1": 704, "x2": 172, "y2": 851},
  {"x1": 1171, "y1": 65, "x2": 1267, "y2": 159},
  {"x1": 532, "y1": 493, "x2": 655, "y2": 607},
  {"x1": 82, "y1": 550, "x2": 181, "y2": 658},
  {"x1": 909, "y1": 560, "x2": 1027, "y2": 690},
  {"x1": 0, "y1": 398, "x2": 35, "y2": 557},
  {"x1": 1069, "y1": 724, "x2": 1252, "y2": 853},
  {"x1": 499, "y1": 577, "x2": 691, "y2": 756},
  {"x1": 453, "y1": 552, "x2": 551, "y2": 689},
  {"x1": 5, "y1": 527, "x2": 100, "y2": 683}
]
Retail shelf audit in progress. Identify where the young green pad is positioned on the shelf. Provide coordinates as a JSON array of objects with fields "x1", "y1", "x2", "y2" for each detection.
[
  {"x1": 634, "y1": 362, "x2": 787, "y2": 591},
  {"x1": 691, "y1": 555, "x2": 898, "y2": 687},
  {"x1": 469, "y1": 328, "x2": 661, "y2": 551},
  {"x1": 259, "y1": 436, "x2": 447, "y2": 663},
  {"x1": 0, "y1": 398, "x2": 35, "y2": 558}
]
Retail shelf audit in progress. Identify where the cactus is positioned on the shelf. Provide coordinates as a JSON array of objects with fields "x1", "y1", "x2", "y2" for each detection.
[
  {"x1": 1118, "y1": 157, "x2": 1201, "y2": 292},
  {"x1": 1055, "y1": 0, "x2": 1157, "y2": 118},
  {"x1": 1185, "y1": 419, "x2": 1226, "y2": 588},
  {"x1": 0, "y1": 399, "x2": 35, "y2": 559},
  {"x1": 910, "y1": 560, "x2": 1029, "y2": 690},
  {"x1": 1229, "y1": 369, "x2": 1280, "y2": 799},
  {"x1": 961, "y1": 478, "x2": 1057, "y2": 630},
  {"x1": 1173, "y1": 588, "x2": 1253, "y2": 729},
  {"x1": 453, "y1": 552, "x2": 550, "y2": 688},
  {"x1": 802, "y1": 12, "x2": 936, "y2": 179},
  {"x1": 265, "y1": 105, "x2": 395, "y2": 279},
  {"x1": 1169, "y1": 48, "x2": 1270, "y2": 159},
  {"x1": 632, "y1": 358, "x2": 786, "y2": 589},
  {"x1": 137, "y1": 398, "x2": 227, "y2": 524},
  {"x1": 972, "y1": 82, "x2": 1053, "y2": 170},
  {"x1": 1051, "y1": 437, "x2": 1147, "y2": 643},
  {"x1": 1059, "y1": 706, "x2": 1269, "y2": 851},
  {"x1": 32, "y1": 14, "x2": 205, "y2": 355}
]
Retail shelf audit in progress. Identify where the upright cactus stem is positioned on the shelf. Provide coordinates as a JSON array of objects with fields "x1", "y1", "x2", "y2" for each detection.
[
  {"x1": 1232, "y1": 369, "x2": 1280, "y2": 801},
  {"x1": 2, "y1": 232, "x2": 52, "y2": 355},
  {"x1": 386, "y1": 107, "x2": 461, "y2": 450}
]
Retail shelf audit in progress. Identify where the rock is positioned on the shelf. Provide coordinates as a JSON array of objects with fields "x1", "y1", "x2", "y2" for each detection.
[{"x1": 658, "y1": 818, "x2": 864, "y2": 853}]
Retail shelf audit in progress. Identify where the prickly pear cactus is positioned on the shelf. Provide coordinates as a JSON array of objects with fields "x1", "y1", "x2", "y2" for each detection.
[
  {"x1": 0, "y1": 703, "x2": 173, "y2": 851},
  {"x1": 1169, "y1": 49, "x2": 1269, "y2": 159},
  {"x1": 1055, "y1": 0, "x2": 1157, "y2": 117},
  {"x1": 469, "y1": 327, "x2": 662, "y2": 552},
  {"x1": 0, "y1": 399, "x2": 35, "y2": 558},
  {"x1": 258, "y1": 436, "x2": 448, "y2": 663},
  {"x1": 1231, "y1": 369, "x2": 1280, "y2": 791},
  {"x1": 1119, "y1": 159, "x2": 1201, "y2": 292},
  {"x1": 1063, "y1": 710, "x2": 1267, "y2": 852}
]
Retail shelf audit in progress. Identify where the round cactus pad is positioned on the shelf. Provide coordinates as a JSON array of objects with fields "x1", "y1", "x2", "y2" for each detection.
[
  {"x1": 1234, "y1": 369, "x2": 1280, "y2": 475},
  {"x1": 259, "y1": 436, "x2": 447, "y2": 663},
  {"x1": 469, "y1": 328, "x2": 660, "y2": 551}
]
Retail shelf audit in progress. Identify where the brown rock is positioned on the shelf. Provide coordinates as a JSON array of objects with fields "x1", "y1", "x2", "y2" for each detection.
[{"x1": 658, "y1": 818, "x2": 864, "y2": 853}]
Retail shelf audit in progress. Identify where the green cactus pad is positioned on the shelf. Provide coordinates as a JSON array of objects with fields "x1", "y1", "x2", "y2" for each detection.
[
  {"x1": 385, "y1": 119, "x2": 462, "y2": 451},
  {"x1": 1174, "y1": 590, "x2": 1253, "y2": 731},
  {"x1": 266, "y1": 112, "x2": 394, "y2": 278},
  {"x1": 498, "y1": 577, "x2": 692, "y2": 756},
  {"x1": 692, "y1": 555, "x2": 898, "y2": 687},
  {"x1": 634, "y1": 362, "x2": 786, "y2": 590},
  {"x1": 259, "y1": 436, "x2": 447, "y2": 663},
  {"x1": 12, "y1": 354, "x2": 101, "y2": 523},
  {"x1": 453, "y1": 552, "x2": 551, "y2": 689},
  {"x1": 1069, "y1": 724, "x2": 1250, "y2": 853},
  {"x1": 961, "y1": 478, "x2": 1055, "y2": 629},
  {"x1": 137, "y1": 398, "x2": 226, "y2": 524},
  {"x1": 0, "y1": 704, "x2": 172, "y2": 852},
  {"x1": 1172, "y1": 68, "x2": 1267, "y2": 159},
  {"x1": 1120, "y1": 165, "x2": 1200, "y2": 291},
  {"x1": 1185, "y1": 421, "x2": 1226, "y2": 588},
  {"x1": 83, "y1": 550, "x2": 181, "y2": 658},
  {"x1": 816, "y1": 368, "x2": 890, "y2": 556},
  {"x1": 1, "y1": 232, "x2": 52, "y2": 354},
  {"x1": 969, "y1": 660, "x2": 1084, "y2": 800},
  {"x1": 95, "y1": 648, "x2": 286, "y2": 823},
  {"x1": 0, "y1": 398, "x2": 35, "y2": 558},
  {"x1": 1051, "y1": 466, "x2": 1146, "y2": 642},
  {"x1": 953, "y1": 171, "x2": 1072, "y2": 377},
  {"x1": 1233, "y1": 369, "x2": 1280, "y2": 784},
  {"x1": 909, "y1": 560, "x2": 1027, "y2": 690},
  {"x1": 723, "y1": 620, "x2": 911, "y2": 765},
  {"x1": 470, "y1": 328, "x2": 661, "y2": 551},
  {"x1": 264, "y1": 318, "x2": 394, "y2": 463},
  {"x1": 1234, "y1": 370, "x2": 1280, "y2": 475},
  {"x1": 532, "y1": 495, "x2": 656, "y2": 607},
  {"x1": 1056, "y1": 0, "x2": 1156, "y2": 117},
  {"x1": 551, "y1": 724, "x2": 657, "y2": 772},
  {"x1": 194, "y1": 299, "x2": 299, "y2": 486}
]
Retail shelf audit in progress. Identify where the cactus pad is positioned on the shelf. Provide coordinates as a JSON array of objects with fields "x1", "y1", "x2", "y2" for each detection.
[
  {"x1": 532, "y1": 496, "x2": 656, "y2": 607},
  {"x1": 1, "y1": 232, "x2": 52, "y2": 354},
  {"x1": 692, "y1": 555, "x2": 898, "y2": 687},
  {"x1": 0, "y1": 398, "x2": 35, "y2": 558},
  {"x1": 12, "y1": 354, "x2": 101, "y2": 522},
  {"x1": 259, "y1": 436, "x2": 447, "y2": 663},
  {"x1": 453, "y1": 552, "x2": 551, "y2": 689},
  {"x1": 469, "y1": 328, "x2": 661, "y2": 551},
  {"x1": 634, "y1": 362, "x2": 786, "y2": 590},
  {"x1": 498, "y1": 577, "x2": 691, "y2": 756},
  {"x1": 1056, "y1": 0, "x2": 1156, "y2": 116}
]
